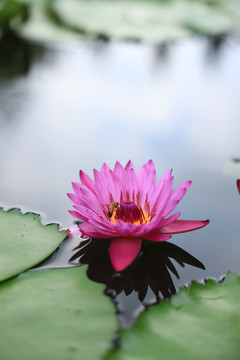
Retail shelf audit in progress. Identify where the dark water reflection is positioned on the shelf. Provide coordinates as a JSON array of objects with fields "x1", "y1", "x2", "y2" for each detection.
[
  {"x1": 0, "y1": 33, "x2": 47, "y2": 81},
  {"x1": 1, "y1": 35, "x2": 240, "y2": 325},
  {"x1": 71, "y1": 239, "x2": 204, "y2": 300},
  {"x1": 68, "y1": 238, "x2": 204, "y2": 327},
  {"x1": 0, "y1": 33, "x2": 53, "y2": 126}
]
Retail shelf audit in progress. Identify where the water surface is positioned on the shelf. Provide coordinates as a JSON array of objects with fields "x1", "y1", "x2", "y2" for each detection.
[{"x1": 1, "y1": 34, "x2": 240, "y2": 326}]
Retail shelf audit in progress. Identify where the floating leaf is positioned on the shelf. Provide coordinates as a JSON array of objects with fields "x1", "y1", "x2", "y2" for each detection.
[
  {"x1": 107, "y1": 272, "x2": 240, "y2": 360},
  {"x1": 17, "y1": 0, "x2": 240, "y2": 43},
  {"x1": 0, "y1": 208, "x2": 67, "y2": 282},
  {"x1": 0, "y1": 266, "x2": 117, "y2": 360}
]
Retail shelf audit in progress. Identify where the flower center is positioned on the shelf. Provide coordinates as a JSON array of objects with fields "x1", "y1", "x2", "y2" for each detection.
[{"x1": 108, "y1": 201, "x2": 143, "y2": 224}]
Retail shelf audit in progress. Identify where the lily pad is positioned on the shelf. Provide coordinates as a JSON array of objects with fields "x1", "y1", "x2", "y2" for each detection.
[
  {"x1": 0, "y1": 208, "x2": 67, "y2": 282},
  {"x1": 107, "y1": 272, "x2": 240, "y2": 360},
  {"x1": 13, "y1": 0, "x2": 240, "y2": 43},
  {"x1": 0, "y1": 266, "x2": 117, "y2": 360}
]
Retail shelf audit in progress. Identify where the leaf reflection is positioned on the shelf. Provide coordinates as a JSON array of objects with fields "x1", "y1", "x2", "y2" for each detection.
[{"x1": 70, "y1": 239, "x2": 205, "y2": 302}]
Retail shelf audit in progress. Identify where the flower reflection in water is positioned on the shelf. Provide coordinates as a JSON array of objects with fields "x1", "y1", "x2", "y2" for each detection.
[{"x1": 70, "y1": 237, "x2": 205, "y2": 325}]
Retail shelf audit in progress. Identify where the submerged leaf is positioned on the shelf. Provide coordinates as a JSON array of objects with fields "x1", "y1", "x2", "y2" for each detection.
[
  {"x1": 0, "y1": 208, "x2": 67, "y2": 282},
  {"x1": 106, "y1": 272, "x2": 240, "y2": 360},
  {"x1": 0, "y1": 266, "x2": 117, "y2": 360}
]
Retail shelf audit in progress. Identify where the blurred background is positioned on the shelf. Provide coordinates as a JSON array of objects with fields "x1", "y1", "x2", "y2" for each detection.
[{"x1": 0, "y1": 0, "x2": 240, "y2": 287}]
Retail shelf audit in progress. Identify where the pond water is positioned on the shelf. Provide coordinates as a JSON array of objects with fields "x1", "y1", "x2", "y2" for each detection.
[{"x1": 0, "y1": 33, "x2": 240, "y2": 327}]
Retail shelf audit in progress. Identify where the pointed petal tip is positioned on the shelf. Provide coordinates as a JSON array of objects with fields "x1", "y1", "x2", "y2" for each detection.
[
  {"x1": 101, "y1": 162, "x2": 110, "y2": 173},
  {"x1": 125, "y1": 160, "x2": 133, "y2": 169},
  {"x1": 147, "y1": 159, "x2": 154, "y2": 166},
  {"x1": 79, "y1": 169, "x2": 89, "y2": 183},
  {"x1": 180, "y1": 180, "x2": 192, "y2": 191},
  {"x1": 160, "y1": 218, "x2": 210, "y2": 234},
  {"x1": 114, "y1": 160, "x2": 122, "y2": 167},
  {"x1": 68, "y1": 210, "x2": 78, "y2": 218},
  {"x1": 68, "y1": 209, "x2": 83, "y2": 220},
  {"x1": 145, "y1": 159, "x2": 156, "y2": 173},
  {"x1": 67, "y1": 192, "x2": 74, "y2": 200},
  {"x1": 237, "y1": 179, "x2": 240, "y2": 194},
  {"x1": 71, "y1": 181, "x2": 80, "y2": 191},
  {"x1": 199, "y1": 219, "x2": 210, "y2": 226}
]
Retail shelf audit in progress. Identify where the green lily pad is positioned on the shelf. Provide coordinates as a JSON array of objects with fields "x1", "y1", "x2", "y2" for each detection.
[
  {"x1": 17, "y1": 0, "x2": 239, "y2": 43},
  {"x1": 107, "y1": 272, "x2": 240, "y2": 360},
  {"x1": 0, "y1": 208, "x2": 67, "y2": 282},
  {"x1": 0, "y1": 266, "x2": 117, "y2": 360}
]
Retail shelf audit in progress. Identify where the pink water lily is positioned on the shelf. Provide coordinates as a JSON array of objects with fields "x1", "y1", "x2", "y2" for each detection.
[{"x1": 68, "y1": 160, "x2": 209, "y2": 271}]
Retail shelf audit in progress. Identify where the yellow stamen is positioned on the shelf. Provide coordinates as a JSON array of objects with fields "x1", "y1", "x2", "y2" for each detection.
[{"x1": 107, "y1": 201, "x2": 151, "y2": 225}]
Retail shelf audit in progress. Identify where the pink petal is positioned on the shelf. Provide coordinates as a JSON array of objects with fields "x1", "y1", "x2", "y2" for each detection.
[
  {"x1": 160, "y1": 219, "x2": 210, "y2": 234},
  {"x1": 137, "y1": 160, "x2": 156, "y2": 200},
  {"x1": 160, "y1": 184, "x2": 190, "y2": 218},
  {"x1": 93, "y1": 168, "x2": 106, "y2": 186},
  {"x1": 138, "y1": 162, "x2": 149, "y2": 195},
  {"x1": 160, "y1": 180, "x2": 191, "y2": 217},
  {"x1": 93, "y1": 169, "x2": 111, "y2": 204},
  {"x1": 113, "y1": 161, "x2": 128, "y2": 190},
  {"x1": 73, "y1": 204, "x2": 100, "y2": 218},
  {"x1": 71, "y1": 183, "x2": 103, "y2": 214},
  {"x1": 64, "y1": 225, "x2": 81, "y2": 238},
  {"x1": 79, "y1": 170, "x2": 96, "y2": 194},
  {"x1": 170, "y1": 180, "x2": 191, "y2": 205},
  {"x1": 144, "y1": 159, "x2": 155, "y2": 174},
  {"x1": 76, "y1": 189, "x2": 104, "y2": 215},
  {"x1": 149, "y1": 175, "x2": 174, "y2": 221},
  {"x1": 107, "y1": 170, "x2": 121, "y2": 202},
  {"x1": 149, "y1": 211, "x2": 181, "y2": 232},
  {"x1": 71, "y1": 182, "x2": 96, "y2": 201},
  {"x1": 68, "y1": 210, "x2": 88, "y2": 222},
  {"x1": 109, "y1": 237, "x2": 142, "y2": 271},
  {"x1": 136, "y1": 160, "x2": 156, "y2": 203},
  {"x1": 71, "y1": 182, "x2": 82, "y2": 197},
  {"x1": 101, "y1": 162, "x2": 110, "y2": 176},
  {"x1": 67, "y1": 193, "x2": 82, "y2": 205},
  {"x1": 109, "y1": 171, "x2": 122, "y2": 202},
  {"x1": 72, "y1": 206, "x2": 114, "y2": 235},
  {"x1": 113, "y1": 220, "x2": 136, "y2": 237},
  {"x1": 100, "y1": 163, "x2": 112, "y2": 186},
  {"x1": 143, "y1": 233, "x2": 172, "y2": 241},
  {"x1": 127, "y1": 168, "x2": 138, "y2": 202},
  {"x1": 148, "y1": 169, "x2": 172, "y2": 211},
  {"x1": 125, "y1": 160, "x2": 136, "y2": 174},
  {"x1": 79, "y1": 222, "x2": 115, "y2": 239},
  {"x1": 237, "y1": 179, "x2": 240, "y2": 194},
  {"x1": 78, "y1": 222, "x2": 96, "y2": 238}
]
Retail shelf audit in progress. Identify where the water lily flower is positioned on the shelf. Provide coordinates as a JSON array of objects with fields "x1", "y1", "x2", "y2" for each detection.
[{"x1": 68, "y1": 160, "x2": 209, "y2": 271}]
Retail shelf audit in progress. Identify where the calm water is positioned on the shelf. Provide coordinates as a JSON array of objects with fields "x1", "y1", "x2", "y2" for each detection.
[{"x1": 1, "y1": 34, "x2": 240, "y2": 326}]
